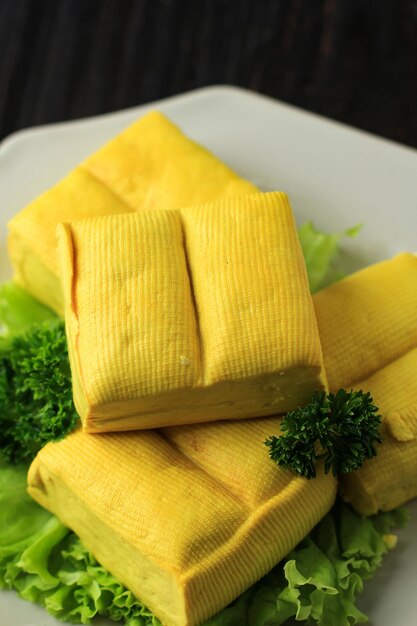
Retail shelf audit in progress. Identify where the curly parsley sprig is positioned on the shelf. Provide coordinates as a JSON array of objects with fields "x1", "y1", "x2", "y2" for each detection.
[
  {"x1": 0, "y1": 319, "x2": 79, "y2": 464},
  {"x1": 265, "y1": 389, "x2": 382, "y2": 479}
]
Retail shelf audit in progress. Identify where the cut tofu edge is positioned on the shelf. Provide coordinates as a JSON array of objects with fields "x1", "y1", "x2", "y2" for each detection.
[
  {"x1": 352, "y1": 345, "x2": 417, "y2": 442},
  {"x1": 81, "y1": 365, "x2": 326, "y2": 432},
  {"x1": 7, "y1": 232, "x2": 65, "y2": 315},
  {"x1": 339, "y1": 435, "x2": 417, "y2": 515},
  {"x1": 27, "y1": 457, "x2": 189, "y2": 626},
  {"x1": 338, "y1": 346, "x2": 417, "y2": 515}
]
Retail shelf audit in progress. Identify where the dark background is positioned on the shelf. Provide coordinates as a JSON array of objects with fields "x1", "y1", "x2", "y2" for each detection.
[{"x1": 1, "y1": 0, "x2": 416, "y2": 147}]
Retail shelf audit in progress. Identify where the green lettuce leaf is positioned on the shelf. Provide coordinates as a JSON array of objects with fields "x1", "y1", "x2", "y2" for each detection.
[
  {"x1": 299, "y1": 222, "x2": 361, "y2": 293},
  {"x1": 246, "y1": 501, "x2": 409, "y2": 626},
  {"x1": 0, "y1": 462, "x2": 52, "y2": 558},
  {"x1": 0, "y1": 282, "x2": 56, "y2": 351}
]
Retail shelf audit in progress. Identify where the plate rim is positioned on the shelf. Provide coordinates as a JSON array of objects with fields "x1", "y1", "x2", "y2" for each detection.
[
  {"x1": 0, "y1": 83, "x2": 416, "y2": 626},
  {"x1": 1, "y1": 84, "x2": 416, "y2": 160}
]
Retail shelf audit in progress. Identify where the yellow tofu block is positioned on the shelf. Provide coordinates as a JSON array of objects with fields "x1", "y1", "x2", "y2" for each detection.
[
  {"x1": 313, "y1": 253, "x2": 417, "y2": 513},
  {"x1": 339, "y1": 348, "x2": 417, "y2": 515},
  {"x1": 28, "y1": 418, "x2": 337, "y2": 626},
  {"x1": 313, "y1": 253, "x2": 417, "y2": 391},
  {"x1": 58, "y1": 191, "x2": 326, "y2": 431},
  {"x1": 8, "y1": 111, "x2": 256, "y2": 313}
]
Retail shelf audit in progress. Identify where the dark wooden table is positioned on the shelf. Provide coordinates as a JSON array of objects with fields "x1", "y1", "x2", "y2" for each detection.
[{"x1": 1, "y1": 0, "x2": 416, "y2": 147}]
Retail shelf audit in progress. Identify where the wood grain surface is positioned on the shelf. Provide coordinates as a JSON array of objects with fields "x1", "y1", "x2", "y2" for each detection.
[{"x1": 0, "y1": 0, "x2": 416, "y2": 146}]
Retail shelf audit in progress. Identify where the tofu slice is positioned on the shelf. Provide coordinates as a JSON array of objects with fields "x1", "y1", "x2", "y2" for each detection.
[
  {"x1": 313, "y1": 253, "x2": 417, "y2": 513},
  {"x1": 28, "y1": 418, "x2": 337, "y2": 626},
  {"x1": 313, "y1": 253, "x2": 417, "y2": 392},
  {"x1": 57, "y1": 191, "x2": 327, "y2": 432},
  {"x1": 8, "y1": 111, "x2": 256, "y2": 313},
  {"x1": 339, "y1": 348, "x2": 417, "y2": 515}
]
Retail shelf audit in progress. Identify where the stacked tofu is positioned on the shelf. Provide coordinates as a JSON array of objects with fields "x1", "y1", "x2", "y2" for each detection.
[
  {"x1": 8, "y1": 111, "x2": 256, "y2": 314},
  {"x1": 314, "y1": 254, "x2": 417, "y2": 514},
  {"x1": 9, "y1": 112, "x2": 417, "y2": 626}
]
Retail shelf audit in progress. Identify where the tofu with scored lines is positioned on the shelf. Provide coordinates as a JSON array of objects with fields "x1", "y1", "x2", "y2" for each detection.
[{"x1": 58, "y1": 191, "x2": 327, "y2": 431}]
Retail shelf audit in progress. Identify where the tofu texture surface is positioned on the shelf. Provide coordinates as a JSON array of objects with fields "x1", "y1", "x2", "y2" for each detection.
[
  {"x1": 58, "y1": 191, "x2": 326, "y2": 431},
  {"x1": 314, "y1": 253, "x2": 417, "y2": 514},
  {"x1": 28, "y1": 419, "x2": 337, "y2": 626},
  {"x1": 7, "y1": 111, "x2": 256, "y2": 313}
]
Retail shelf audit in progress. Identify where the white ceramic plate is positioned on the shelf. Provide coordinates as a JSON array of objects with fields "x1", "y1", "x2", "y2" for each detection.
[{"x1": 0, "y1": 86, "x2": 416, "y2": 626}]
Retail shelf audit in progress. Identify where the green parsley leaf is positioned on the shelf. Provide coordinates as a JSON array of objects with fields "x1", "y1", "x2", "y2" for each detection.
[
  {"x1": 0, "y1": 319, "x2": 79, "y2": 463},
  {"x1": 265, "y1": 389, "x2": 382, "y2": 479}
]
